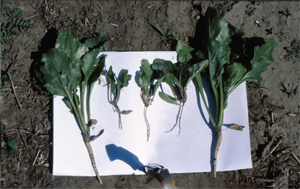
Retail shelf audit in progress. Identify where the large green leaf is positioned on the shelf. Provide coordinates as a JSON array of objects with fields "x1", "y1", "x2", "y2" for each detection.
[
  {"x1": 186, "y1": 60, "x2": 209, "y2": 87},
  {"x1": 176, "y1": 40, "x2": 194, "y2": 63},
  {"x1": 205, "y1": 7, "x2": 231, "y2": 90},
  {"x1": 152, "y1": 59, "x2": 176, "y2": 73},
  {"x1": 159, "y1": 91, "x2": 180, "y2": 106},
  {"x1": 240, "y1": 38, "x2": 277, "y2": 82},
  {"x1": 41, "y1": 48, "x2": 81, "y2": 97},
  {"x1": 55, "y1": 29, "x2": 88, "y2": 62},
  {"x1": 85, "y1": 33, "x2": 107, "y2": 48},
  {"x1": 81, "y1": 48, "x2": 102, "y2": 82},
  {"x1": 223, "y1": 62, "x2": 247, "y2": 89}
]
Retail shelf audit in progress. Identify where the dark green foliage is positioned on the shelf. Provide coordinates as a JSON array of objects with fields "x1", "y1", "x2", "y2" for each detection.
[
  {"x1": 0, "y1": 1, "x2": 33, "y2": 44},
  {"x1": 281, "y1": 83, "x2": 297, "y2": 98},
  {"x1": 0, "y1": 0, "x2": 11, "y2": 17}
]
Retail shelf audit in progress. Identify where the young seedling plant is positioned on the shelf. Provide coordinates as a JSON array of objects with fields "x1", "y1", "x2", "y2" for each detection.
[
  {"x1": 138, "y1": 59, "x2": 165, "y2": 141},
  {"x1": 178, "y1": 7, "x2": 276, "y2": 177},
  {"x1": 106, "y1": 66, "x2": 132, "y2": 129},
  {"x1": 34, "y1": 28, "x2": 107, "y2": 183},
  {"x1": 148, "y1": 40, "x2": 208, "y2": 134}
]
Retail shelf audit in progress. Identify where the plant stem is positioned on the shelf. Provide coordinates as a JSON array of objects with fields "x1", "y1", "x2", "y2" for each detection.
[
  {"x1": 213, "y1": 128, "x2": 222, "y2": 177},
  {"x1": 113, "y1": 103, "x2": 122, "y2": 129},
  {"x1": 64, "y1": 87, "x2": 88, "y2": 134},
  {"x1": 80, "y1": 83, "x2": 86, "y2": 122},
  {"x1": 144, "y1": 106, "x2": 150, "y2": 141},
  {"x1": 84, "y1": 140, "x2": 103, "y2": 184},
  {"x1": 214, "y1": 77, "x2": 224, "y2": 177}
]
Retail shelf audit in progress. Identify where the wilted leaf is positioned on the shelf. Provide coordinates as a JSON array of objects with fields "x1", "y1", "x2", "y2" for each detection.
[
  {"x1": 229, "y1": 124, "x2": 245, "y2": 131},
  {"x1": 159, "y1": 91, "x2": 180, "y2": 106},
  {"x1": 176, "y1": 40, "x2": 194, "y2": 63},
  {"x1": 119, "y1": 110, "x2": 133, "y2": 115}
]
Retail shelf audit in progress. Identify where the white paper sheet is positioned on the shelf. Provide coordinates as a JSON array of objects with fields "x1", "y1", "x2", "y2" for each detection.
[{"x1": 53, "y1": 51, "x2": 252, "y2": 176}]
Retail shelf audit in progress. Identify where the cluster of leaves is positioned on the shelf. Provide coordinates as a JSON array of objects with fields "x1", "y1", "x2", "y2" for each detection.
[
  {"x1": 278, "y1": 9, "x2": 293, "y2": 17},
  {"x1": 141, "y1": 7, "x2": 277, "y2": 177},
  {"x1": 246, "y1": 78, "x2": 267, "y2": 93},
  {"x1": 281, "y1": 82, "x2": 297, "y2": 98},
  {"x1": 1, "y1": 0, "x2": 33, "y2": 44},
  {"x1": 34, "y1": 28, "x2": 107, "y2": 183},
  {"x1": 138, "y1": 40, "x2": 208, "y2": 140},
  {"x1": 107, "y1": 66, "x2": 132, "y2": 129},
  {"x1": 284, "y1": 39, "x2": 300, "y2": 61}
]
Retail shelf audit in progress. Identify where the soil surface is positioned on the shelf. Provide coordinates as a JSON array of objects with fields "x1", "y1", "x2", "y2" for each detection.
[{"x1": 1, "y1": 0, "x2": 299, "y2": 188}]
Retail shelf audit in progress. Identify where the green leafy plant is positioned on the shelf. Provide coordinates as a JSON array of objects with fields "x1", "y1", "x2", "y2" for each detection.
[
  {"x1": 138, "y1": 59, "x2": 165, "y2": 141},
  {"x1": 192, "y1": 7, "x2": 276, "y2": 177},
  {"x1": 247, "y1": 78, "x2": 267, "y2": 93},
  {"x1": 0, "y1": 0, "x2": 11, "y2": 17},
  {"x1": 152, "y1": 7, "x2": 276, "y2": 177},
  {"x1": 279, "y1": 9, "x2": 293, "y2": 17},
  {"x1": 284, "y1": 39, "x2": 300, "y2": 61},
  {"x1": 150, "y1": 41, "x2": 208, "y2": 134},
  {"x1": 107, "y1": 66, "x2": 132, "y2": 129},
  {"x1": 277, "y1": 28, "x2": 285, "y2": 36},
  {"x1": 150, "y1": 24, "x2": 175, "y2": 47},
  {"x1": 281, "y1": 82, "x2": 297, "y2": 98},
  {"x1": 1, "y1": 2, "x2": 32, "y2": 44},
  {"x1": 34, "y1": 28, "x2": 107, "y2": 183}
]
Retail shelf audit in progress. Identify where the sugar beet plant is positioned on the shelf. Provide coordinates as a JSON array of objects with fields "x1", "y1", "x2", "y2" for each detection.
[
  {"x1": 34, "y1": 29, "x2": 107, "y2": 183},
  {"x1": 107, "y1": 66, "x2": 132, "y2": 129},
  {"x1": 147, "y1": 7, "x2": 277, "y2": 177}
]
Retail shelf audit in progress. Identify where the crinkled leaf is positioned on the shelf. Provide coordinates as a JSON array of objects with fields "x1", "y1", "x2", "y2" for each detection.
[
  {"x1": 240, "y1": 38, "x2": 277, "y2": 82},
  {"x1": 41, "y1": 48, "x2": 81, "y2": 97},
  {"x1": 118, "y1": 69, "x2": 132, "y2": 89},
  {"x1": 55, "y1": 29, "x2": 88, "y2": 62},
  {"x1": 176, "y1": 40, "x2": 194, "y2": 63},
  {"x1": 85, "y1": 33, "x2": 107, "y2": 48},
  {"x1": 159, "y1": 91, "x2": 180, "y2": 106},
  {"x1": 223, "y1": 62, "x2": 247, "y2": 89},
  {"x1": 152, "y1": 59, "x2": 176, "y2": 73},
  {"x1": 164, "y1": 73, "x2": 183, "y2": 89}
]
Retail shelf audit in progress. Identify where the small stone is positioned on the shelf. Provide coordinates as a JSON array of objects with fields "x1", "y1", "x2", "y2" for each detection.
[{"x1": 92, "y1": 12, "x2": 98, "y2": 17}]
